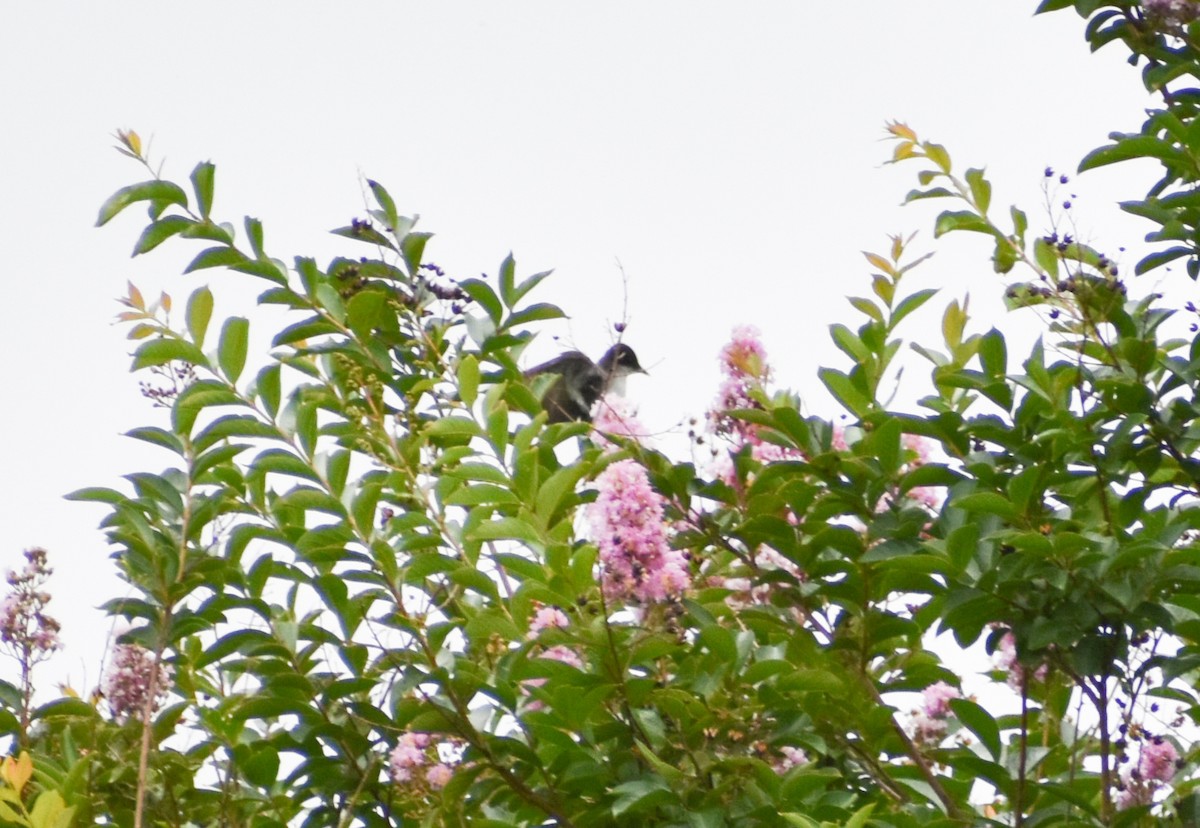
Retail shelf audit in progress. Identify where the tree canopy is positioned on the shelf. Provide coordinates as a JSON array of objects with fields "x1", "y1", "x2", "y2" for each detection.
[{"x1": 5, "y1": 2, "x2": 1200, "y2": 826}]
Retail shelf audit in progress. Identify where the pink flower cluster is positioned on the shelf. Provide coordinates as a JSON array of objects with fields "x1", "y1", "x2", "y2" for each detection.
[
  {"x1": 0, "y1": 548, "x2": 62, "y2": 660},
  {"x1": 774, "y1": 745, "x2": 807, "y2": 773},
  {"x1": 709, "y1": 326, "x2": 770, "y2": 443},
  {"x1": 592, "y1": 396, "x2": 651, "y2": 450},
  {"x1": 1142, "y1": 0, "x2": 1199, "y2": 26},
  {"x1": 709, "y1": 546, "x2": 805, "y2": 613},
  {"x1": 922, "y1": 681, "x2": 960, "y2": 718},
  {"x1": 587, "y1": 460, "x2": 689, "y2": 603},
  {"x1": 910, "y1": 681, "x2": 960, "y2": 744},
  {"x1": 102, "y1": 642, "x2": 171, "y2": 722},
  {"x1": 388, "y1": 731, "x2": 458, "y2": 791},
  {"x1": 706, "y1": 326, "x2": 805, "y2": 487},
  {"x1": 527, "y1": 604, "x2": 569, "y2": 638},
  {"x1": 1118, "y1": 736, "x2": 1180, "y2": 810},
  {"x1": 521, "y1": 644, "x2": 585, "y2": 711},
  {"x1": 993, "y1": 631, "x2": 1048, "y2": 690},
  {"x1": 901, "y1": 434, "x2": 942, "y2": 510}
]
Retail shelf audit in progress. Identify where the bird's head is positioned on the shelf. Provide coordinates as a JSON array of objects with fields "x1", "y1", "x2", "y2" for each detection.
[{"x1": 597, "y1": 343, "x2": 647, "y2": 379}]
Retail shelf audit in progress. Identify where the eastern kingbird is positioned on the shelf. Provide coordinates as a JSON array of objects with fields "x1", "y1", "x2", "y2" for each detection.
[{"x1": 525, "y1": 343, "x2": 646, "y2": 423}]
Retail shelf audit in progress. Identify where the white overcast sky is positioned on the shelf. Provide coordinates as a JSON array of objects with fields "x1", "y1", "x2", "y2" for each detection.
[{"x1": 0, "y1": 3, "x2": 1171, "y2": 691}]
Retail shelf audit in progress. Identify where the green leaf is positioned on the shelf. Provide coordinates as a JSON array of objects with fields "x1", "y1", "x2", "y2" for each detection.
[
  {"x1": 535, "y1": 464, "x2": 585, "y2": 521},
  {"x1": 934, "y1": 210, "x2": 994, "y2": 237},
  {"x1": 219, "y1": 317, "x2": 250, "y2": 383},
  {"x1": 185, "y1": 246, "x2": 249, "y2": 273},
  {"x1": 255, "y1": 364, "x2": 281, "y2": 417},
  {"x1": 951, "y1": 491, "x2": 1020, "y2": 521},
  {"x1": 125, "y1": 426, "x2": 184, "y2": 454},
  {"x1": 978, "y1": 328, "x2": 1007, "y2": 377},
  {"x1": 64, "y1": 486, "x2": 127, "y2": 504},
  {"x1": 132, "y1": 337, "x2": 208, "y2": 370},
  {"x1": 890, "y1": 288, "x2": 938, "y2": 328},
  {"x1": 401, "y1": 231, "x2": 431, "y2": 276},
  {"x1": 426, "y1": 417, "x2": 482, "y2": 441},
  {"x1": 498, "y1": 254, "x2": 517, "y2": 307},
  {"x1": 367, "y1": 179, "x2": 399, "y2": 230},
  {"x1": 29, "y1": 789, "x2": 71, "y2": 828},
  {"x1": 819, "y1": 368, "x2": 872, "y2": 416},
  {"x1": 96, "y1": 180, "x2": 188, "y2": 226},
  {"x1": 191, "y1": 161, "x2": 215, "y2": 220},
  {"x1": 510, "y1": 268, "x2": 554, "y2": 306},
  {"x1": 1033, "y1": 237, "x2": 1060, "y2": 279},
  {"x1": 132, "y1": 215, "x2": 194, "y2": 255},
  {"x1": 965, "y1": 167, "x2": 991, "y2": 213},
  {"x1": 904, "y1": 186, "x2": 956, "y2": 203},
  {"x1": 245, "y1": 216, "x2": 266, "y2": 258},
  {"x1": 611, "y1": 777, "x2": 675, "y2": 818},
  {"x1": 830, "y1": 324, "x2": 871, "y2": 363},
  {"x1": 942, "y1": 300, "x2": 966, "y2": 351},
  {"x1": 186, "y1": 286, "x2": 214, "y2": 348},
  {"x1": 468, "y1": 517, "x2": 542, "y2": 546},
  {"x1": 458, "y1": 355, "x2": 481, "y2": 407},
  {"x1": 1136, "y1": 246, "x2": 1193, "y2": 275},
  {"x1": 1079, "y1": 135, "x2": 1186, "y2": 172},
  {"x1": 849, "y1": 296, "x2": 884, "y2": 322},
  {"x1": 193, "y1": 414, "x2": 278, "y2": 453},
  {"x1": 460, "y1": 279, "x2": 503, "y2": 324},
  {"x1": 924, "y1": 142, "x2": 951, "y2": 173},
  {"x1": 950, "y1": 697, "x2": 1001, "y2": 760},
  {"x1": 505, "y1": 302, "x2": 567, "y2": 329},
  {"x1": 252, "y1": 448, "x2": 322, "y2": 483}
]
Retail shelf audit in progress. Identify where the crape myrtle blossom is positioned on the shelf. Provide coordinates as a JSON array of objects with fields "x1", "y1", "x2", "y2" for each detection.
[
  {"x1": 910, "y1": 681, "x2": 961, "y2": 745},
  {"x1": 388, "y1": 731, "x2": 465, "y2": 792},
  {"x1": 592, "y1": 395, "x2": 652, "y2": 449},
  {"x1": 521, "y1": 645, "x2": 586, "y2": 712},
  {"x1": 584, "y1": 380, "x2": 689, "y2": 604},
  {"x1": 922, "y1": 681, "x2": 960, "y2": 718},
  {"x1": 1142, "y1": 0, "x2": 1200, "y2": 28},
  {"x1": 102, "y1": 642, "x2": 171, "y2": 722},
  {"x1": 587, "y1": 460, "x2": 689, "y2": 603},
  {"x1": 710, "y1": 546, "x2": 805, "y2": 614},
  {"x1": 1117, "y1": 736, "x2": 1180, "y2": 810},
  {"x1": 993, "y1": 630, "x2": 1049, "y2": 690},
  {"x1": 706, "y1": 326, "x2": 804, "y2": 487},
  {"x1": 527, "y1": 603, "x2": 569, "y2": 638},
  {"x1": 1139, "y1": 736, "x2": 1180, "y2": 783},
  {"x1": 900, "y1": 433, "x2": 942, "y2": 511},
  {"x1": 709, "y1": 325, "x2": 770, "y2": 442},
  {"x1": 774, "y1": 746, "x2": 807, "y2": 773},
  {"x1": 0, "y1": 548, "x2": 61, "y2": 661}
]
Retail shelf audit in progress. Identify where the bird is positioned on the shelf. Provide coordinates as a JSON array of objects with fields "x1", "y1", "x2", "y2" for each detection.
[{"x1": 524, "y1": 343, "x2": 646, "y2": 423}]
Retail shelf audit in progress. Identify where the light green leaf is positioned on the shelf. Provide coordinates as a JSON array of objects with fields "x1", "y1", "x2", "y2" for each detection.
[
  {"x1": 186, "y1": 286, "x2": 214, "y2": 348},
  {"x1": 132, "y1": 337, "x2": 208, "y2": 370},
  {"x1": 458, "y1": 355, "x2": 480, "y2": 407},
  {"x1": 218, "y1": 317, "x2": 250, "y2": 383},
  {"x1": 965, "y1": 167, "x2": 991, "y2": 213},
  {"x1": 191, "y1": 161, "x2": 215, "y2": 219},
  {"x1": 818, "y1": 367, "x2": 871, "y2": 416},
  {"x1": 1033, "y1": 237, "x2": 1060, "y2": 279},
  {"x1": 96, "y1": 180, "x2": 188, "y2": 226}
]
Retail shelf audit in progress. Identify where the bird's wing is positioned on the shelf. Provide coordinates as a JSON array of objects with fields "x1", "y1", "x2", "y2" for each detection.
[{"x1": 524, "y1": 351, "x2": 591, "y2": 378}]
